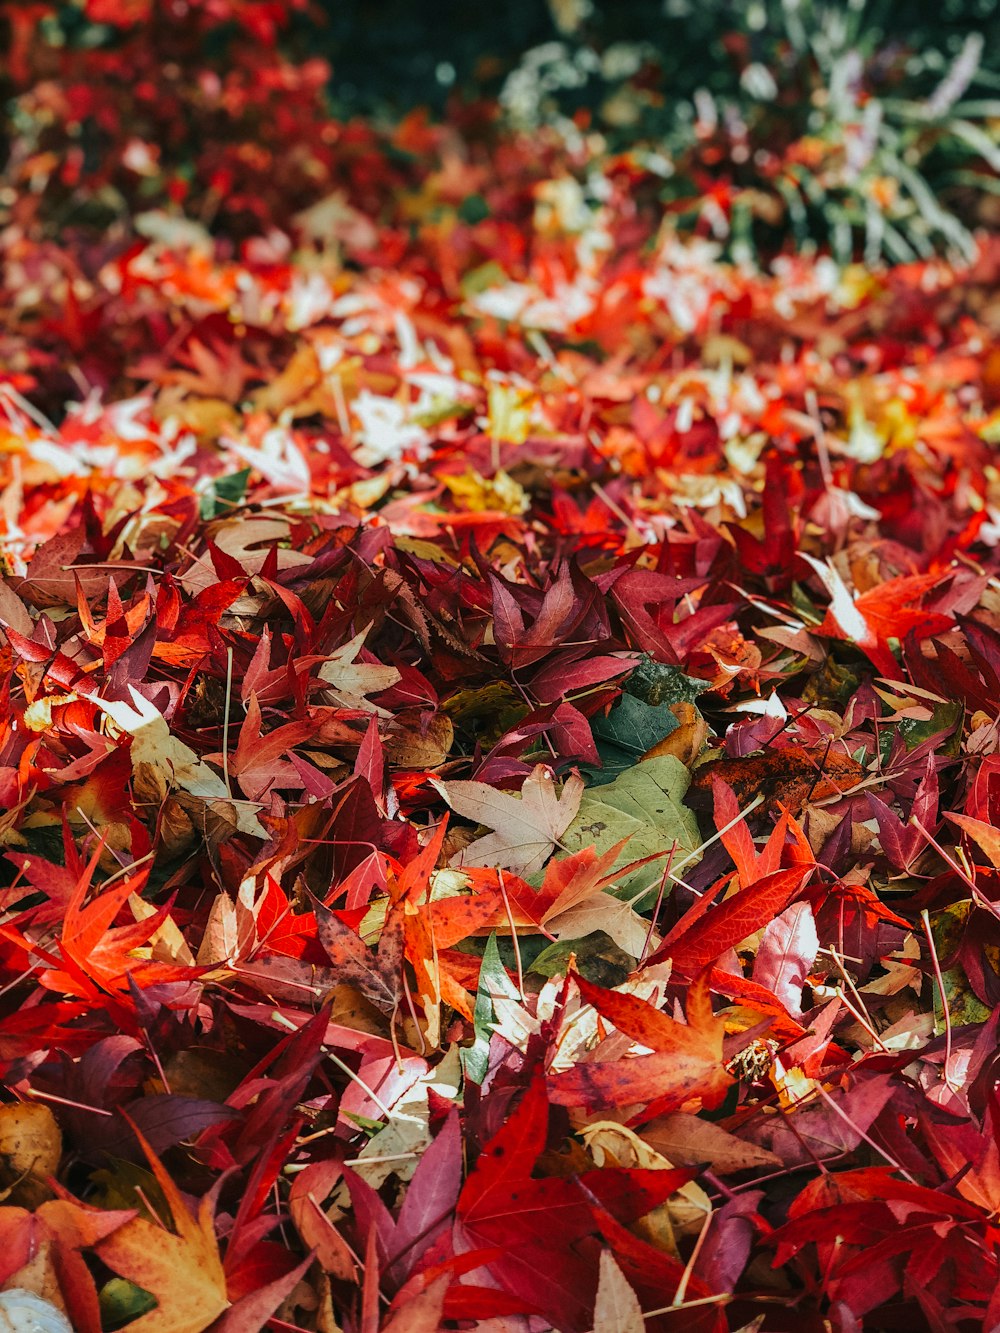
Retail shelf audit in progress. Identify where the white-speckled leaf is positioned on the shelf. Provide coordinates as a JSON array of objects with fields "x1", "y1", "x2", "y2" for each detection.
[{"x1": 0, "y1": 1290, "x2": 72, "y2": 1333}]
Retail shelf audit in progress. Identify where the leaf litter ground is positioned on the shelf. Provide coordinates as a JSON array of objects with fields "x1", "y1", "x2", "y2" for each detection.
[{"x1": 1, "y1": 118, "x2": 1000, "y2": 1332}]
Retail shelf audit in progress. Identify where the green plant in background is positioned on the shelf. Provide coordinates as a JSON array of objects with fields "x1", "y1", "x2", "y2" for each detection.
[
  {"x1": 497, "y1": 0, "x2": 1000, "y2": 263},
  {"x1": 3, "y1": 0, "x2": 996, "y2": 262}
]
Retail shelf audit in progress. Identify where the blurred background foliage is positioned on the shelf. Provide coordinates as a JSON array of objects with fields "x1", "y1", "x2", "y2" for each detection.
[
  {"x1": 1, "y1": 0, "x2": 998, "y2": 262},
  {"x1": 323, "y1": 0, "x2": 1000, "y2": 261},
  {"x1": 321, "y1": 0, "x2": 999, "y2": 120}
]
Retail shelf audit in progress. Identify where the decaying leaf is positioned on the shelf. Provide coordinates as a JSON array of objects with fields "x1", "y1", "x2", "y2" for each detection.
[
  {"x1": 640, "y1": 1114, "x2": 782, "y2": 1175},
  {"x1": 0, "y1": 1105, "x2": 61, "y2": 1209},
  {"x1": 689, "y1": 745, "x2": 864, "y2": 817}
]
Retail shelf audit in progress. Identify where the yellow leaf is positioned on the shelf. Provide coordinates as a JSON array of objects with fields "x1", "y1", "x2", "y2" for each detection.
[
  {"x1": 0, "y1": 1102, "x2": 61, "y2": 1207},
  {"x1": 440, "y1": 468, "x2": 529, "y2": 515},
  {"x1": 486, "y1": 382, "x2": 532, "y2": 444},
  {"x1": 593, "y1": 1251, "x2": 644, "y2": 1333},
  {"x1": 24, "y1": 693, "x2": 78, "y2": 732}
]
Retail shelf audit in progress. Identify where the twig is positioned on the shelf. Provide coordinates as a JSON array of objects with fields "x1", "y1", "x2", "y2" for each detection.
[
  {"x1": 222, "y1": 644, "x2": 234, "y2": 797},
  {"x1": 921, "y1": 908, "x2": 959, "y2": 1093}
]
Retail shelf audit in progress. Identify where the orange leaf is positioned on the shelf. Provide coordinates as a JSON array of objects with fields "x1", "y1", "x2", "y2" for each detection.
[
  {"x1": 547, "y1": 973, "x2": 732, "y2": 1114},
  {"x1": 947, "y1": 811, "x2": 1000, "y2": 869},
  {"x1": 95, "y1": 1123, "x2": 229, "y2": 1332}
]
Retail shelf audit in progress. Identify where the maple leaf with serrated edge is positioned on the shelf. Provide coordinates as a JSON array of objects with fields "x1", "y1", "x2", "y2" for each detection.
[
  {"x1": 456, "y1": 1068, "x2": 697, "y2": 1330},
  {"x1": 95, "y1": 1122, "x2": 229, "y2": 1333},
  {"x1": 547, "y1": 972, "x2": 733, "y2": 1116},
  {"x1": 432, "y1": 764, "x2": 584, "y2": 877},
  {"x1": 593, "y1": 1251, "x2": 644, "y2": 1333},
  {"x1": 26, "y1": 844, "x2": 197, "y2": 1009}
]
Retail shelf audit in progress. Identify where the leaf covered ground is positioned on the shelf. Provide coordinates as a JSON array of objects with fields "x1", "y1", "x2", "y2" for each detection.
[{"x1": 3, "y1": 76, "x2": 1000, "y2": 1333}]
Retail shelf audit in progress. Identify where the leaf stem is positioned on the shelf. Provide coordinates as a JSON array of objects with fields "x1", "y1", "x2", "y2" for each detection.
[{"x1": 222, "y1": 643, "x2": 234, "y2": 797}]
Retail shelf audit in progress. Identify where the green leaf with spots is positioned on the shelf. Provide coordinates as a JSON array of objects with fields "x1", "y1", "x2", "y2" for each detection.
[
  {"x1": 561, "y1": 755, "x2": 702, "y2": 904},
  {"x1": 625, "y1": 656, "x2": 705, "y2": 707}
]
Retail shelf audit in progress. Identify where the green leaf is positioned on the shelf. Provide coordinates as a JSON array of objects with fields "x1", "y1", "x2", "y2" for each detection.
[
  {"x1": 878, "y1": 699, "x2": 963, "y2": 764},
  {"x1": 584, "y1": 656, "x2": 706, "y2": 783},
  {"x1": 461, "y1": 932, "x2": 518, "y2": 1085},
  {"x1": 99, "y1": 1278, "x2": 157, "y2": 1330},
  {"x1": 443, "y1": 683, "x2": 528, "y2": 751},
  {"x1": 930, "y1": 900, "x2": 992, "y2": 1028},
  {"x1": 585, "y1": 693, "x2": 680, "y2": 785},
  {"x1": 199, "y1": 468, "x2": 250, "y2": 520},
  {"x1": 561, "y1": 755, "x2": 702, "y2": 904},
  {"x1": 625, "y1": 656, "x2": 704, "y2": 707},
  {"x1": 460, "y1": 260, "x2": 508, "y2": 297},
  {"x1": 529, "y1": 931, "x2": 632, "y2": 987},
  {"x1": 88, "y1": 1159, "x2": 166, "y2": 1220},
  {"x1": 458, "y1": 193, "x2": 490, "y2": 223},
  {"x1": 802, "y1": 654, "x2": 861, "y2": 707}
]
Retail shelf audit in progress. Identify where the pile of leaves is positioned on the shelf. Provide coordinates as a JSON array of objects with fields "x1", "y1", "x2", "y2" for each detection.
[{"x1": 3, "y1": 7, "x2": 1000, "y2": 1333}]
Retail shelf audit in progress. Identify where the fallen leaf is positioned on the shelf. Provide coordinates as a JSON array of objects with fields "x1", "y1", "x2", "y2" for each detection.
[
  {"x1": 641, "y1": 701, "x2": 709, "y2": 767},
  {"x1": 94, "y1": 1126, "x2": 229, "y2": 1333},
  {"x1": 314, "y1": 901, "x2": 404, "y2": 1013},
  {"x1": 593, "y1": 1250, "x2": 644, "y2": 1333},
  {"x1": 689, "y1": 745, "x2": 864, "y2": 817},
  {"x1": 548, "y1": 973, "x2": 733, "y2": 1115},
  {"x1": 0, "y1": 1104, "x2": 61, "y2": 1208},
  {"x1": 434, "y1": 765, "x2": 584, "y2": 877},
  {"x1": 640, "y1": 1113, "x2": 782, "y2": 1174},
  {"x1": 317, "y1": 625, "x2": 401, "y2": 713},
  {"x1": 751, "y1": 902, "x2": 819, "y2": 1017},
  {"x1": 86, "y1": 687, "x2": 264, "y2": 837},
  {"x1": 560, "y1": 756, "x2": 702, "y2": 898},
  {"x1": 649, "y1": 866, "x2": 812, "y2": 973}
]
